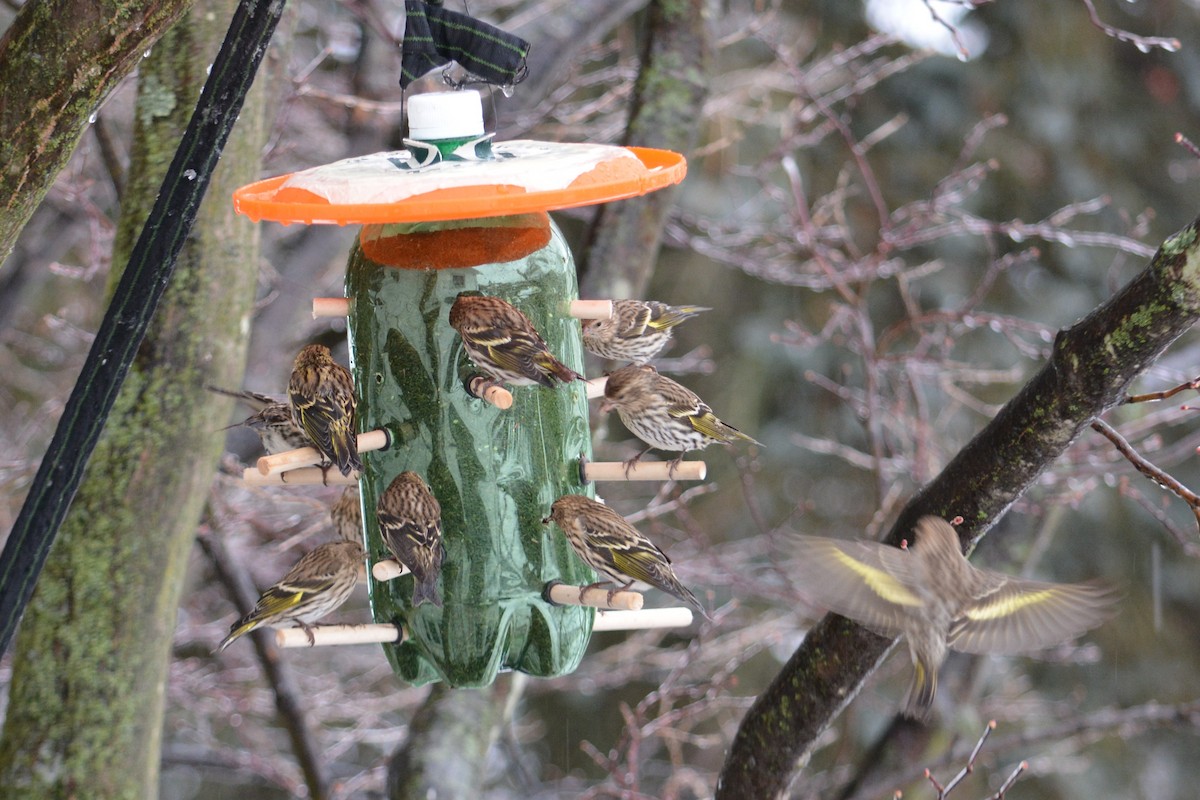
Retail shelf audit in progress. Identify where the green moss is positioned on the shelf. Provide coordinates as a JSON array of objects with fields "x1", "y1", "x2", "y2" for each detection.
[{"x1": 1160, "y1": 224, "x2": 1198, "y2": 255}]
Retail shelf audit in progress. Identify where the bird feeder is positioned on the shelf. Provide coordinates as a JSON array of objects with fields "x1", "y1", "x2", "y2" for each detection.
[{"x1": 233, "y1": 90, "x2": 688, "y2": 687}]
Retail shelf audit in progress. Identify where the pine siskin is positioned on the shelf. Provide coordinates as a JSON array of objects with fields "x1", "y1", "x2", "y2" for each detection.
[
  {"x1": 207, "y1": 385, "x2": 313, "y2": 455},
  {"x1": 449, "y1": 293, "x2": 583, "y2": 388},
  {"x1": 331, "y1": 486, "x2": 362, "y2": 543},
  {"x1": 217, "y1": 539, "x2": 365, "y2": 652},
  {"x1": 288, "y1": 344, "x2": 362, "y2": 479},
  {"x1": 600, "y1": 364, "x2": 762, "y2": 475},
  {"x1": 788, "y1": 517, "x2": 1118, "y2": 719},
  {"x1": 543, "y1": 494, "x2": 708, "y2": 618},
  {"x1": 376, "y1": 471, "x2": 445, "y2": 608},
  {"x1": 582, "y1": 300, "x2": 710, "y2": 363}
]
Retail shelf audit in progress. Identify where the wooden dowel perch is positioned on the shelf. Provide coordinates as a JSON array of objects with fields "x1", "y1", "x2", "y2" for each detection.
[
  {"x1": 569, "y1": 299, "x2": 613, "y2": 320},
  {"x1": 583, "y1": 460, "x2": 707, "y2": 482},
  {"x1": 371, "y1": 559, "x2": 411, "y2": 582},
  {"x1": 545, "y1": 582, "x2": 644, "y2": 611},
  {"x1": 593, "y1": 607, "x2": 694, "y2": 631},
  {"x1": 312, "y1": 297, "x2": 350, "y2": 318},
  {"x1": 467, "y1": 376, "x2": 513, "y2": 409},
  {"x1": 256, "y1": 429, "x2": 390, "y2": 476},
  {"x1": 276, "y1": 623, "x2": 403, "y2": 648},
  {"x1": 584, "y1": 376, "x2": 607, "y2": 399},
  {"x1": 242, "y1": 466, "x2": 360, "y2": 486}
]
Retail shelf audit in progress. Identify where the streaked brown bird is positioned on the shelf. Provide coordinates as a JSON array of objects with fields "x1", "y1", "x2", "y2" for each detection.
[
  {"x1": 207, "y1": 385, "x2": 313, "y2": 455},
  {"x1": 376, "y1": 471, "x2": 445, "y2": 608},
  {"x1": 449, "y1": 293, "x2": 582, "y2": 388},
  {"x1": 544, "y1": 494, "x2": 708, "y2": 619},
  {"x1": 582, "y1": 299, "x2": 710, "y2": 363},
  {"x1": 216, "y1": 540, "x2": 365, "y2": 652},
  {"x1": 788, "y1": 517, "x2": 1118, "y2": 719},
  {"x1": 288, "y1": 344, "x2": 362, "y2": 480},
  {"x1": 600, "y1": 364, "x2": 761, "y2": 476},
  {"x1": 330, "y1": 486, "x2": 362, "y2": 543}
]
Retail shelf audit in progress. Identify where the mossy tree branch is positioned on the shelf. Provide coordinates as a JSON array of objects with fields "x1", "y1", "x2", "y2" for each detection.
[
  {"x1": 716, "y1": 218, "x2": 1200, "y2": 799},
  {"x1": 0, "y1": 0, "x2": 193, "y2": 265}
]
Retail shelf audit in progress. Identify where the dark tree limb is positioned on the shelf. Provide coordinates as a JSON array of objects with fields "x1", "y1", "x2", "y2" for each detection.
[
  {"x1": 717, "y1": 218, "x2": 1200, "y2": 799},
  {"x1": 200, "y1": 524, "x2": 331, "y2": 800}
]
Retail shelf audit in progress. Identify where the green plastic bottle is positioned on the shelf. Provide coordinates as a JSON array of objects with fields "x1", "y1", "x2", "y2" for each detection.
[{"x1": 346, "y1": 207, "x2": 596, "y2": 687}]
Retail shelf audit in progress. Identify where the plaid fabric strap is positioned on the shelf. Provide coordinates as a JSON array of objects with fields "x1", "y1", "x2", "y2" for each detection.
[{"x1": 401, "y1": 0, "x2": 530, "y2": 89}]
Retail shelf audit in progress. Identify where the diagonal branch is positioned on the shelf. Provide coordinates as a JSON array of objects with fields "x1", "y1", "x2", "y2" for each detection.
[
  {"x1": 200, "y1": 514, "x2": 331, "y2": 800},
  {"x1": 717, "y1": 216, "x2": 1200, "y2": 799}
]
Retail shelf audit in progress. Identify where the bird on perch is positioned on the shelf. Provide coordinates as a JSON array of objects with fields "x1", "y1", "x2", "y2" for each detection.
[
  {"x1": 449, "y1": 293, "x2": 583, "y2": 389},
  {"x1": 376, "y1": 471, "x2": 446, "y2": 608},
  {"x1": 207, "y1": 385, "x2": 313, "y2": 455},
  {"x1": 582, "y1": 299, "x2": 709, "y2": 363},
  {"x1": 545, "y1": 494, "x2": 709, "y2": 619},
  {"x1": 288, "y1": 344, "x2": 363, "y2": 481},
  {"x1": 217, "y1": 539, "x2": 365, "y2": 652},
  {"x1": 600, "y1": 364, "x2": 761, "y2": 477}
]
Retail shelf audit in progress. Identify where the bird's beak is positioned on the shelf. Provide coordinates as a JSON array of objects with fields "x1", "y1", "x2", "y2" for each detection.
[{"x1": 598, "y1": 400, "x2": 614, "y2": 414}]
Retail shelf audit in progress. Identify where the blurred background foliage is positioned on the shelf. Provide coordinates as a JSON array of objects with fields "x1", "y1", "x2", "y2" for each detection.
[{"x1": 3, "y1": 0, "x2": 1200, "y2": 797}]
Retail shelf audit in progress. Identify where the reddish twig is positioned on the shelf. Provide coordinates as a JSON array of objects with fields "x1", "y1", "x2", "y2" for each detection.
[
  {"x1": 1090, "y1": 418, "x2": 1200, "y2": 533},
  {"x1": 1079, "y1": 0, "x2": 1181, "y2": 53},
  {"x1": 1123, "y1": 376, "x2": 1200, "y2": 404},
  {"x1": 924, "y1": 720, "x2": 996, "y2": 798}
]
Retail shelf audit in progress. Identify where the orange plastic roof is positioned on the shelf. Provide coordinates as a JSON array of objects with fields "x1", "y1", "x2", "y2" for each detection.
[{"x1": 233, "y1": 146, "x2": 686, "y2": 225}]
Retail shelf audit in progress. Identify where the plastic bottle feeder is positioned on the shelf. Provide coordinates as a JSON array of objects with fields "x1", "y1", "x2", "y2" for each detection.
[{"x1": 234, "y1": 90, "x2": 692, "y2": 687}]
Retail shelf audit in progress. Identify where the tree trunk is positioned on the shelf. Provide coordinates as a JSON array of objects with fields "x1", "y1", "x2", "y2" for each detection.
[
  {"x1": 0, "y1": 2, "x2": 269, "y2": 796},
  {"x1": 387, "y1": 681, "x2": 518, "y2": 800},
  {"x1": 0, "y1": 0, "x2": 193, "y2": 266},
  {"x1": 578, "y1": 0, "x2": 711, "y2": 299}
]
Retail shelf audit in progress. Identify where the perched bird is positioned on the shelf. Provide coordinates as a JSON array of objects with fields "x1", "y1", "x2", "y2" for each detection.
[
  {"x1": 449, "y1": 293, "x2": 582, "y2": 388},
  {"x1": 207, "y1": 385, "x2": 313, "y2": 455},
  {"x1": 788, "y1": 517, "x2": 1118, "y2": 719},
  {"x1": 288, "y1": 344, "x2": 362, "y2": 480},
  {"x1": 217, "y1": 540, "x2": 365, "y2": 652},
  {"x1": 330, "y1": 486, "x2": 362, "y2": 543},
  {"x1": 582, "y1": 299, "x2": 710, "y2": 363},
  {"x1": 544, "y1": 494, "x2": 708, "y2": 619},
  {"x1": 600, "y1": 364, "x2": 761, "y2": 476},
  {"x1": 376, "y1": 471, "x2": 445, "y2": 608}
]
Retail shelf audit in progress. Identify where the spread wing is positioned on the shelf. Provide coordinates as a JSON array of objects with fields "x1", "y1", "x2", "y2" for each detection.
[{"x1": 788, "y1": 535, "x2": 926, "y2": 637}]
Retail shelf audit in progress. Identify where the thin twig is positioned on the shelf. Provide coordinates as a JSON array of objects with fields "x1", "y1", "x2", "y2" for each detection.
[
  {"x1": 1175, "y1": 133, "x2": 1200, "y2": 160},
  {"x1": 925, "y1": 720, "x2": 996, "y2": 797},
  {"x1": 1079, "y1": 0, "x2": 1181, "y2": 53},
  {"x1": 989, "y1": 760, "x2": 1027, "y2": 799},
  {"x1": 1123, "y1": 376, "x2": 1200, "y2": 404},
  {"x1": 1090, "y1": 418, "x2": 1200, "y2": 532}
]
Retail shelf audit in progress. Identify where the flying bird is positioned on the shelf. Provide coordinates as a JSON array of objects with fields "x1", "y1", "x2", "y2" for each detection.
[{"x1": 788, "y1": 517, "x2": 1118, "y2": 718}]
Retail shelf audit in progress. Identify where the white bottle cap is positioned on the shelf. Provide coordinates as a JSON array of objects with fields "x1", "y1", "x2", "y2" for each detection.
[{"x1": 407, "y1": 90, "x2": 485, "y2": 140}]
